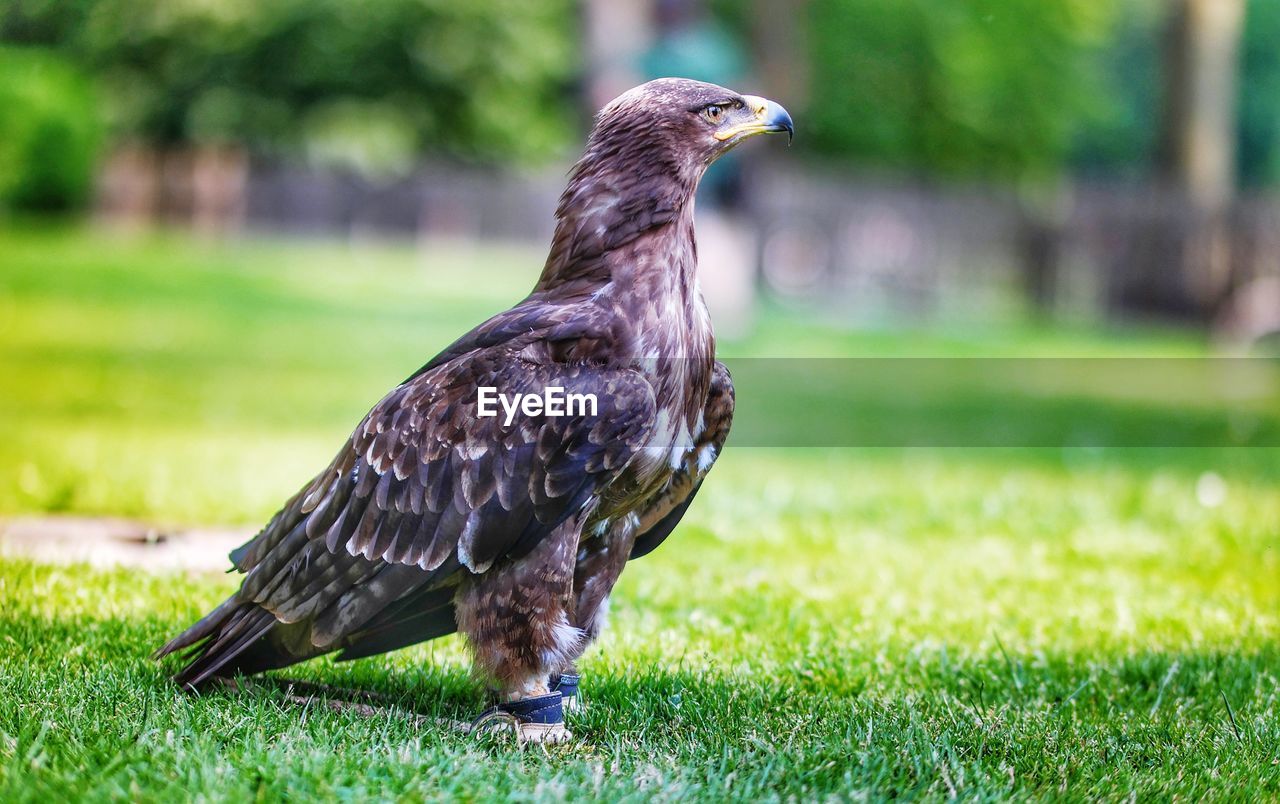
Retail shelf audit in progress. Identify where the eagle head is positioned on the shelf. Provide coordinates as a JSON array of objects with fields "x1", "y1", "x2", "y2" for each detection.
[
  {"x1": 539, "y1": 78, "x2": 793, "y2": 282},
  {"x1": 592, "y1": 78, "x2": 794, "y2": 174}
]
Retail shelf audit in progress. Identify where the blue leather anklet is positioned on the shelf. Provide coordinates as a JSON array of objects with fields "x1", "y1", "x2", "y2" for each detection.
[
  {"x1": 549, "y1": 672, "x2": 580, "y2": 702},
  {"x1": 493, "y1": 691, "x2": 563, "y2": 725}
]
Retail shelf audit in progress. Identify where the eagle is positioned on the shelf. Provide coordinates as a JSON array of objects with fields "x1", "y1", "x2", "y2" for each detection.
[{"x1": 157, "y1": 78, "x2": 793, "y2": 743}]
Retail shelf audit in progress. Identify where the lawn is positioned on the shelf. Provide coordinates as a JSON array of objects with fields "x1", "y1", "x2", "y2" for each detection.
[{"x1": 1, "y1": 225, "x2": 1277, "y2": 800}]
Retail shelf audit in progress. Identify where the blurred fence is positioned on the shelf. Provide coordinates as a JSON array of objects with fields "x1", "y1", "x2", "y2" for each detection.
[
  {"x1": 93, "y1": 146, "x2": 1280, "y2": 340},
  {"x1": 96, "y1": 145, "x2": 562, "y2": 243},
  {"x1": 246, "y1": 162, "x2": 562, "y2": 244},
  {"x1": 750, "y1": 166, "x2": 1280, "y2": 338}
]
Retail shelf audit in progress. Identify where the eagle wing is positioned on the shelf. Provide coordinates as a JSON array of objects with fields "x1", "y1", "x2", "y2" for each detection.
[
  {"x1": 630, "y1": 360, "x2": 735, "y2": 559},
  {"x1": 566, "y1": 361, "x2": 733, "y2": 641},
  {"x1": 158, "y1": 330, "x2": 656, "y2": 686},
  {"x1": 277, "y1": 356, "x2": 652, "y2": 574}
]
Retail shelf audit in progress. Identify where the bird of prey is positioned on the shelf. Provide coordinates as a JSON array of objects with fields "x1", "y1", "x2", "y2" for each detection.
[{"x1": 157, "y1": 78, "x2": 793, "y2": 742}]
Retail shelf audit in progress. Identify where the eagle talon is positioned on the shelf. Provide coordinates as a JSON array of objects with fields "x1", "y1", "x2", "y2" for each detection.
[{"x1": 470, "y1": 692, "x2": 571, "y2": 744}]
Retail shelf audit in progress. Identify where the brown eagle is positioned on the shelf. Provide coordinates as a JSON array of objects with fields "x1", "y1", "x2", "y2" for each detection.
[{"x1": 157, "y1": 78, "x2": 792, "y2": 742}]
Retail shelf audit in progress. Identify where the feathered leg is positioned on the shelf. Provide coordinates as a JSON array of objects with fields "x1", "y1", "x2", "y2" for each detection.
[
  {"x1": 454, "y1": 519, "x2": 583, "y2": 743},
  {"x1": 552, "y1": 514, "x2": 641, "y2": 711}
]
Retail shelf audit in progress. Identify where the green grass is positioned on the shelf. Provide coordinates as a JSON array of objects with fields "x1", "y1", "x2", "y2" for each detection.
[{"x1": 1, "y1": 224, "x2": 1278, "y2": 799}]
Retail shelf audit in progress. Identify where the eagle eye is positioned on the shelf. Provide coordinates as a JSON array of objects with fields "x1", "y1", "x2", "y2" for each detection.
[{"x1": 700, "y1": 104, "x2": 728, "y2": 124}]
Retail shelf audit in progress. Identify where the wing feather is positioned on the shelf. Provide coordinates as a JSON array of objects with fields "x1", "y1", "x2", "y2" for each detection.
[
  {"x1": 343, "y1": 358, "x2": 654, "y2": 570},
  {"x1": 628, "y1": 360, "x2": 734, "y2": 559}
]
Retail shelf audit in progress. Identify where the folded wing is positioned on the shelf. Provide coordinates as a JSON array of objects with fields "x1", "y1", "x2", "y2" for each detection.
[{"x1": 157, "y1": 349, "x2": 655, "y2": 686}]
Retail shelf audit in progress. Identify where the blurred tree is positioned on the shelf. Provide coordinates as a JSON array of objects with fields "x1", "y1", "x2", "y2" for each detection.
[
  {"x1": 1067, "y1": 0, "x2": 1279, "y2": 187},
  {"x1": 0, "y1": 46, "x2": 102, "y2": 211},
  {"x1": 1159, "y1": 0, "x2": 1246, "y2": 210},
  {"x1": 6, "y1": 0, "x2": 1276, "y2": 188},
  {"x1": 1097, "y1": 0, "x2": 1253, "y2": 321},
  {"x1": 0, "y1": 0, "x2": 578, "y2": 166}
]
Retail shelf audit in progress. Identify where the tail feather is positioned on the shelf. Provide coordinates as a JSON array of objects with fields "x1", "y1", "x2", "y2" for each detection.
[
  {"x1": 158, "y1": 598, "x2": 284, "y2": 690},
  {"x1": 153, "y1": 596, "x2": 241, "y2": 661},
  {"x1": 179, "y1": 608, "x2": 278, "y2": 689}
]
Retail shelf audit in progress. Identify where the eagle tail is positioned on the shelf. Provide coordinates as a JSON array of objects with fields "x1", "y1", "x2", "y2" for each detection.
[
  {"x1": 152, "y1": 595, "x2": 240, "y2": 661},
  {"x1": 155, "y1": 599, "x2": 291, "y2": 689}
]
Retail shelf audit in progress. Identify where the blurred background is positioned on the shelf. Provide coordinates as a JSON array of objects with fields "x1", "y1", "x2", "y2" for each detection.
[
  {"x1": 2, "y1": 7, "x2": 1278, "y2": 795},
  {"x1": 1, "y1": 0, "x2": 1279, "y2": 524},
  {"x1": 2, "y1": 0, "x2": 1278, "y2": 336}
]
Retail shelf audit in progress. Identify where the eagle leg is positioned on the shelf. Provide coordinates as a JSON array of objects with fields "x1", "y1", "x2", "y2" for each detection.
[
  {"x1": 550, "y1": 513, "x2": 642, "y2": 710},
  {"x1": 454, "y1": 518, "x2": 584, "y2": 737}
]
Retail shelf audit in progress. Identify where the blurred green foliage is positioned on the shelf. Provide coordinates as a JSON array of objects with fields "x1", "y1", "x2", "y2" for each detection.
[
  {"x1": 801, "y1": 0, "x2": 1280, "y2": 185},
  {"x1": 0, "y1": 46, "x2": 101, "y2": 211},
  {"x1": 2, "y1": 0, "x2": 1279, "y2": 192},
  {"x1": 1238, "y1": 0, "x2": 1280, "y2": 186},
  {"x1": 1066, "y1": 2, "x2": 1163, "y2": 179},
  {"x1": 0, "y1": 0, "x2": 577, "y2": 167},
  {"x1": 803, "y1": 0, "x2": 1117, "y2": 179}
]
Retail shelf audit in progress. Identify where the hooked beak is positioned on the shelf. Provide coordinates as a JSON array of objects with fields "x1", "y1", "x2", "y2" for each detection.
[{"x1": 714, "y1": 95, "x2": 794, "y2": 144}]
